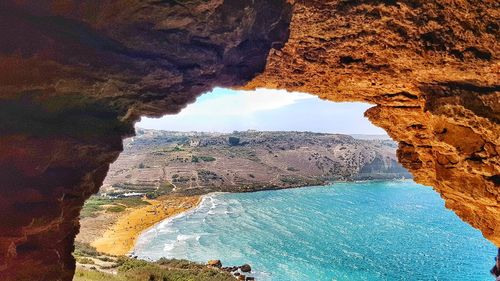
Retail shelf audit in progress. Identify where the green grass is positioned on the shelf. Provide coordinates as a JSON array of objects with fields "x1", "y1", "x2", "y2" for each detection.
[
  {"x1": 74, "y1": 242, "x2": 100, "y2": 257},
  {"x1": 192, "y1": 155, "x2": 216, "y2": 163},
  {"x1": 77, "y1": 257, "x2": 95, "y2": 265},
  {"x1": 81, "y1": 196, "x2": 149, "y2": 218},
  {"x1": 199, "y1": 156, "x2": 216, "y2": 162},
  {"x1": 146, "y1": 182, "x2": 174, "y2": 199},
  {"x1": 74, "y1": 258, "x2": 235, "y2": 281},
  {"x1": 106, "y1": 205, "x2": 126, "y2": 213},
  {"x1": 73, "y1": 238, "x2": 234, "y2": 281}
]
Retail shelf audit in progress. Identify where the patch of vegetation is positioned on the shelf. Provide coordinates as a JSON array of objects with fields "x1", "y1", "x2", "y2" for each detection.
[
  {"x1": 172, "y1": 176, "x2": 190, "y2": 183},
  {"x1": 287, "y1": 167, "x2": 300, "y2": 172},
  {"x1": 81, "y1": 196, "x2": 149, "y2": 218},
  {"x1": 172, "y1": 146, "x2": 184, "y2": 152},
  {"x1": 118, "y1": 197, "x2": 150, "y2": 207},
  {"x1": 228, "y1": 136, "x2": 240, "y2": 146},
  {"x1": 199, "y1": 156, "x2": 216, "y2": 162},
  {"x1": 145, "y1": 182, "x2": 174, "y2": 199},
  {"x1": 74, "y1": 257, "x2": 235, "y2": 281},
  {"x1": 77, "y1": 257, "x2": 95, "y2": 265},
  {"x1": 80, "y1": 197, "x2": 111, "y2": 218},
  {"x1": 192, "y1": 155, "x2": 216, "y2": 162},
  {"x1": 74, "y1": 242, "x2": 100, "y2": 257},
  {"x1": 138, "y1": 163, "x2": 145, "y2": 169},
  {"x1": 280, "y1": 176, "x2": 302, "y2": 185},
  {"x1": 111, "y1": 182, "x2": 156, "y2": 192},
  {"x1": 106, "y1": 205, "x2": 126, "y2": 213},
  {"x1": 248, "y1": 174, "x2": 255, "y2": 178},
  {"x1": 197, "y1": 170, "x2": 221, "y2": 181}
]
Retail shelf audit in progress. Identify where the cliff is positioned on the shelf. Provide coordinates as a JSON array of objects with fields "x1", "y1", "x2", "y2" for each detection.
[
  {"x1": 101, "y1": 130, "x2": 411, "y2": 195},
  {"x1": 0, "y1": 1, "x2": 498, "y2": 280}
]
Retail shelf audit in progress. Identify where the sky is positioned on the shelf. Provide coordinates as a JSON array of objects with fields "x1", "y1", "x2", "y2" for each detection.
[{"x1": 137, "y1": 88, "x2": 387, "y2": 135}]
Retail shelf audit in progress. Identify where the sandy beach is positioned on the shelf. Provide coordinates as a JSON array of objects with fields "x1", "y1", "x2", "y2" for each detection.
[{"x1": 89, "y1": 195, "x2": 201, "y2": 256}]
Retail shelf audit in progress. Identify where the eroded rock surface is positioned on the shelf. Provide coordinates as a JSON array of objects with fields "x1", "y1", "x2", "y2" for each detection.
[
  {"x1": 244, "y1": 0, "x2": 499, "y2": 246},
  {"x1": 0, "y1": 0, "x2": 498, "y2": 280},
  {"x1": 0, "y1": 1, "x2": 292, "y2": 280}
]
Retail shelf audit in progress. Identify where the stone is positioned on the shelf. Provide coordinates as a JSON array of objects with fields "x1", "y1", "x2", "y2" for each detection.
[
  {"x1": 240, "y1": 264, "x2": 252, "y2": 273},
  {"x1": 0, "y1": 0, "x2": 497, "y2": 280},
  {"x1": 207, "y1": 260, "x2": 222, "y2": 268}
]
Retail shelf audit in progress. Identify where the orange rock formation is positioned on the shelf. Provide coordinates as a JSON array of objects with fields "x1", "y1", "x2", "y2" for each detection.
[{"x1": 0, "y1": 1, "x2": 497, "y2": 280}]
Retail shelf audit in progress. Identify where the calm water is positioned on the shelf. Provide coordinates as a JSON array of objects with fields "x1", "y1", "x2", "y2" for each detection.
[{"x1": 134, "y1": 181, "x2": 496, "y2": 280}]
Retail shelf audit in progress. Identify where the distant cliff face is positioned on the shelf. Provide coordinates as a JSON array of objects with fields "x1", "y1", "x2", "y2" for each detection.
[
  {"x1": 102, "y1": 130, "x2": 411, "y2": 195},
  {"x1": 0, "y1": 1, "x2": 498, "y2": 280}
]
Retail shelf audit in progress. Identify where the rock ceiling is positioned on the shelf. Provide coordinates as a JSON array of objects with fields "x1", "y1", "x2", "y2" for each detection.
[{"x1": 0, "y1": 1, "x2": 498, "y2": 280}]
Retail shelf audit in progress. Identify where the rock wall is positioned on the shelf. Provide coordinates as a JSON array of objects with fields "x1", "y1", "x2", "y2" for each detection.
[
  {"x1": 244, "y1": 0, "x2": 499, "y2": 246},
  {"x1": 0, "y1": 1, "x2": 292, "y2": 280},
  {"x1": 0, "y1": 0, "x2": 498, "y2": 280}
]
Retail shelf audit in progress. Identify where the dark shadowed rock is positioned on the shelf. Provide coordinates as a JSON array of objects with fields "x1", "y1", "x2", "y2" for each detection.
[{"x1": 240, "y1": 264, "x2": 252, "y2": 273}]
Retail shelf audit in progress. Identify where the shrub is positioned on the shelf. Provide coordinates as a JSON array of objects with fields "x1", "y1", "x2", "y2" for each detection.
[
  {"x1": 199, "y1": 156, "x2": 216, "y2": 162},
  {"x1": 106, "y1": 205, "x2": 126, "y2": 213},
  {"x1": 77, "y1": 257, "x2": 95, "y2": 265},
  {"x1": 228, "y1": 136, "x2": 240, "y2": 146},
  {"x1": 146, "y1": 182, "x2": 174, "y2": 199},
  {"x1": 280, "y1": 176, "x2": 301, "y2": 184},
  {"x1": 74, "y1": 242, "x2": 100, "y2": 257}
]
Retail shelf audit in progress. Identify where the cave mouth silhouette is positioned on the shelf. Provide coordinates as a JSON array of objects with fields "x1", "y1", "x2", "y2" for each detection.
[
  {"x1": 0, "y1": 1, "x2": 498, "y2": 280},
  {"x1": 83, "y1": 87, "x2": 400, "y2": 255},
  {"x1": 81, "y1": 87, "x2": 495, "y2": 279}
]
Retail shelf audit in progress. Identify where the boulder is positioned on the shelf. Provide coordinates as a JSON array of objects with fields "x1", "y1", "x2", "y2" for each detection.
[
  {"x1": 240, "y1": 264, "x2": 252, "y2": 273},
  {"x1": 207, "y1": 260, "x2": 222, "y2": 268}
]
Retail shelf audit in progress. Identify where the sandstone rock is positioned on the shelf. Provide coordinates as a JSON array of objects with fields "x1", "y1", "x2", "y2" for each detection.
[
  {"x1": 207, "y1": 260, "x2": 222, "y2": 268},
  {"x1": 244, "y1": 0, "x2": 500, "y2": 247},
  {"x1": 0, "y1": 0, "x2": 497, "y2": 280}
]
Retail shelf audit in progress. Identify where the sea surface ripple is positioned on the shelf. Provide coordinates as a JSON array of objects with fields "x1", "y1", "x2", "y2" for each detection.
[{"x1": 134, "y1": 181, "x2": 496, "y2": 281}]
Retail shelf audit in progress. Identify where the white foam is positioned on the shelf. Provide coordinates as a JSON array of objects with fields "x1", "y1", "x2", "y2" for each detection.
[{"x1": 134, "y1": 192, "x2": 227, "y2": 255}]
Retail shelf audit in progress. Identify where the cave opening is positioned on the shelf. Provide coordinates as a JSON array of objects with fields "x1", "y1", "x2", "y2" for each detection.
[
  {"x1": 73, "y1": 88, "x2": 496, "y2": 280},
  {"x1": 0, "y1": 0, "x2": 498, "y2": 280}
]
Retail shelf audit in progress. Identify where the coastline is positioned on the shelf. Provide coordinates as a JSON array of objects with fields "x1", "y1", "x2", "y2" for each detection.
[
  {"x1": 86, "y1": 179, "x2": 415, "y2": 257},
  {"x1": 90, "y1": 195, "x2": 201, "y2": 256}
]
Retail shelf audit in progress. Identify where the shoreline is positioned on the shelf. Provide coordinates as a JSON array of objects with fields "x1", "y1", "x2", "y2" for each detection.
[
  {"x1": 133, "y1": 179, "x2": 417, "y2": 257},
  {"x1": 91, "y1": 195, "x2": 201, "y2": 256},
  {"x1": 88, "y1": 179, "x2": 414, "y2": 257},
  {"x1": 132, "y1": 192, "x2": 223, "y2": 258}
]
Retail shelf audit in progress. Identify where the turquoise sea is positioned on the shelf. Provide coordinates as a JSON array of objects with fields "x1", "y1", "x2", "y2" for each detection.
[{"x1": 134, "y1": 181, "x2": 496, "y2": 280}]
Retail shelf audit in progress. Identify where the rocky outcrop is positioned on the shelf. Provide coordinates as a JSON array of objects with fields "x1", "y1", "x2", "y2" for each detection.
[
  {"x1": 0, "y1": 0, "x2": 497, "y2": 280},
  {"x1": 0, "y1": 1, "x2": 292, "y2": 280},
  {"x1": 0, "y1": 96, "x2": 130, "y2": 281},
  {"x1": 243, "y1": 0, "x2": 499, "y2": 247}
]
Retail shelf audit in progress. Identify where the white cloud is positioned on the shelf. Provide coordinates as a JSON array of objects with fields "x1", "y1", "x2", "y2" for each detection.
[
  {"x1": 179, "y1": 88, "x2": 315, "y2": 116},
  {"x1": 138, "y1": 88, "x2": 387, "y2": 135}
]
